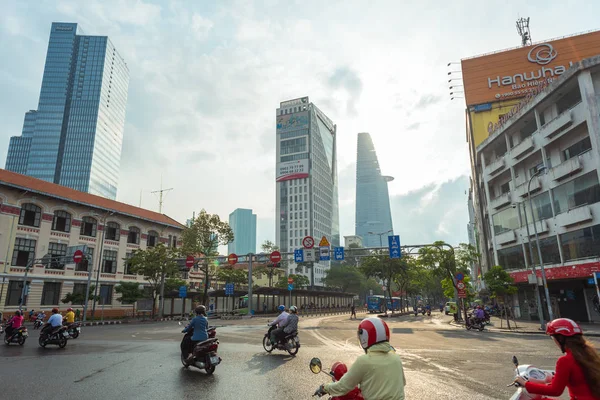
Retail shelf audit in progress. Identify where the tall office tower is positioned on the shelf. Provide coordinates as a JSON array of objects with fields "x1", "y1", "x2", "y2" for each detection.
[
  {"x1": 355, "y1": 132, "x2": 394, "y2": 247},
  {"x1": 5, "y1": 22, "x2": 129, "y2": 200},
  {"x1": 228, "y1": 208, "x2": 257, "y2": 255},
  {"x1": 275, "y1": 97, "x2": 340, "y2": 286}
]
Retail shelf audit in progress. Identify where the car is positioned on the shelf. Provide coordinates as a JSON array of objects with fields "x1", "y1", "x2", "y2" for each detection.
[{"x1": 445, "y1": 302, "x2": 457, "y2": 315}]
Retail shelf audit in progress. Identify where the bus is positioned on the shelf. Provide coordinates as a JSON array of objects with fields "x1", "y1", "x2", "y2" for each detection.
[{"x1": 367, "y1": 295, "x2": 401, "y2": 313}]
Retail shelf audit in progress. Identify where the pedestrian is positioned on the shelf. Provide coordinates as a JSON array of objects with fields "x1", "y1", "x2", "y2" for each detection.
[
  {"x1": 263, "y1": 302, "x2": 267, "y2": 314},
  {"x1": 350, "y1": 304, "x2": 356, "y2": 320},
  {"x1": 75, "y1": 309, "x2": 81, "y2": 321}
]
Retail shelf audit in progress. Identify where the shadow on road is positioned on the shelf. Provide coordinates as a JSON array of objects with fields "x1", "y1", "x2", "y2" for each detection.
[
  {"x1": 245, "y1": 352, "x2": 294, "y2": 375},
  {"x1": 178, "y1": 365, "x2": 219, "y2": 383},
  {"x1": 436, "y1": 330, "x2": 500, "y2": 342},
  {"x1": 392, "y1": 328, "x2": 414, "y2": 334}
]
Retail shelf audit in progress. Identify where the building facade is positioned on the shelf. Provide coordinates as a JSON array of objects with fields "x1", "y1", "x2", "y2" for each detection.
[
  {"x1": 275, "y1": 97, "x2": 340, "y2": 286},
  {"x1": 355, "y1": 132, "x2": 394, "y2": 247},
  {"x1": 344, "y1": 235, "x2": 364, "y2": 248},
  {"x1": 227, "y1": 208, "x2": 257, "y2": 255},
  {"x1": 0, "y1": 169, "x2": 184, "y2": 316},
  {"x1": 461, "y1": 31, "x2": 600, "y2": 322},
  {"x1": 5, "y1": 22, "x2": 130, "y2": 200}
]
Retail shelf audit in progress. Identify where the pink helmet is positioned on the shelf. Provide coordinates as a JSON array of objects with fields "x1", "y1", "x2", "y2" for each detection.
[
  {"x1": 546, "y1": 318, "x2": 582, "y2": 337},
  {"x1": 357, "y1": 317, "x2": 390, "y2": 350}
]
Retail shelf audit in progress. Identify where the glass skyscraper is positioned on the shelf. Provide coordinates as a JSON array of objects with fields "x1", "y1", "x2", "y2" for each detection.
[
  {"x1": 355, "y1": 132, "x2": 394, "y2": 247},
  {"x1": 5, "y1": 22, "x2": 129, "y2": 200},
  {"x1": 228, "y1": 208, "x2": 257, "y2": 255}
]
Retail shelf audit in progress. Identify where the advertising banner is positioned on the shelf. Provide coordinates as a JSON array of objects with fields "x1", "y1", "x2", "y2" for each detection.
[
  {"x1": 276, "y1": 159, "x2": 309, "y2": 182},
  {"x1": 276, "y1": 111, "x2": 309, "y2": 133}
]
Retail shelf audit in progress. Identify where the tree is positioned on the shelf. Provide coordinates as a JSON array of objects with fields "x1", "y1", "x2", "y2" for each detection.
[
  {"x1": 114, "y1": 281, "x2": 145, "y2": 316},
  {"x1": 216, "y1": 266, "x2": 248, "y2": 286},
  {"x1": 360, "y1": 251, "x2": 410, "y2": 313},
  {"x1": 484, "y1": 265, "x2": 518, "y2": 328},
  {"x1": 275, "y1": 274, "x2": 309, "y2": 289},
  {"x1": 260, "y1": 240, "x2": 278, "y2": 253},
  {"x1": 61, "y1": 284, "x2": 100, "y2": 307},
  {"x1": 323, "y1": 264, "x2": 364, "y2": 293},
  {"x1": 180, "y1": 210, "x2": 234, "y2": 305},
  {"x1": 128, "y1": 244, "x2": 179, "y2": 318},
  {"x1": 165, "y1": 277, "x2": 188, "y2": 293}
]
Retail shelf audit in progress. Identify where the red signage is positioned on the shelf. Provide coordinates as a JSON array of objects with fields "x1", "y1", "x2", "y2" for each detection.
[
  {"x1": 73, "y1": 250, "x2": 84, "y2": 264},
  {"x1": 270, "y1": 251, "x2": 282, "y2": 263},
  {"x1": 288, "y1": 277, "x2": 294, "y2": 284},
  {"x1": 227, "y1": 253, "x2": 238, "y2": 265},
  {"x1": 509, "y1": 261, "x2": 600, "y2": 283},
  {"x1": 185, "y1": 255, "x2": 195, "y2": 270},
  {"x1": 458, "y1": 289, "x2": 467, "y2": 299},
  {"x1": 302, "y1": 236, "x2": 314, "y2": 249}
]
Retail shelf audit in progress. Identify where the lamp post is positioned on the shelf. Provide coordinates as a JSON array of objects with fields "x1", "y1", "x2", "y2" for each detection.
[
  {"x1": 89, "y1": 211, "x2": 114, "y2": 321},
  {"x1": 368, "y1": 230, "x2": 393, "y2": 248},
  {"x1": 527, "y1": 166, "x2": 554, "y2": 320}
]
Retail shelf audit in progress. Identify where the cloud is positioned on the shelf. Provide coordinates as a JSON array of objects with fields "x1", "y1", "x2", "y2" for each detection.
[
  {"x1": 415, "y1": 94, "x2": 441, "y2": 109},
  {"x1": 191, "y1": 13, "x2": 213, "y2": 39},
  {"x1": 327, "y1": 67, "x2": 363, "y2": 114},
  {"x1": 406, "y1": 122, "x2": 420, "y2": 131}
]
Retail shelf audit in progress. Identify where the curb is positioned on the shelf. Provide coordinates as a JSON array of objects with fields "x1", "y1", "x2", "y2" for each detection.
[
  {"x1": 448, "y1": 320, "x2": 600, "y2": 337},
  {"x1": 81, "y1": 320, "x2": 126, "y2": 326}
]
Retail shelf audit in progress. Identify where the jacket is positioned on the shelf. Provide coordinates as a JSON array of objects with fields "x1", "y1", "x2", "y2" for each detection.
[
  {"x1": 183, "y1": 315, "x2": 209, "y2": 342},
  {"x1": 283, "y1": 314, "x2": 298, "y2": 334}
]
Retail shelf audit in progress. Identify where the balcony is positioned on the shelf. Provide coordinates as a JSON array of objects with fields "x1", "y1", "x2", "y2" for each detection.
[
  {"x1": 523, "y1": 220, "x2": 549, "y2": 236},
  {"x1": 550, "y1": 156, "x2": 582, "y2": 181},
  {"x1": 514, "y1": 176, "x2": 541, "y2": 198},
  {"x1": 511, "y1": 136, "x2": 535, "y2": 160},
  {"x1": 496, "y1": 230, "x2": 516, "y2": 245},
  {"x1": 541, "y1": 109, "x2": 573, "y2": 140},
  {"x1": 555, "y1": 205, "x2": 593, "y2": 227},
  {"x1": 490, "y1": 192, "x2": 511, "y2": 210},
  {"x1": 485, "y1": 157, "x2": 505, "y2": 177}
]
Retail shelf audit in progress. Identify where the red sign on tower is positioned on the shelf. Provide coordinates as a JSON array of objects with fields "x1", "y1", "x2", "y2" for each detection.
[
  {"x1": 73, "y1": 250, "x2": 84, "y2": 264},
  {"x1": 288, "y1": 277, "x2": 294, "y2": 284},
  {"x1": 185, "y1": 255, "x2": 195, "y2": 270},
  {"x1": 270, "y1": 251, "x2": 282, "y2": 263},
  {"x1": 227, "y1": 253, "x2": 238, "y2": 265}
]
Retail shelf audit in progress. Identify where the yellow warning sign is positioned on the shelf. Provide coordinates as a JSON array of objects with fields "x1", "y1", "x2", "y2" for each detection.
[{"x1": 319, "y1": 236, "x2": 330, "y2": 247}]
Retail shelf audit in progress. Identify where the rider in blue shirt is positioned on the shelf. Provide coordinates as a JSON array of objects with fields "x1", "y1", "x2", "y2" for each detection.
[{"x1": 184, "y1": 305, "x2": 209, "y2": 342}]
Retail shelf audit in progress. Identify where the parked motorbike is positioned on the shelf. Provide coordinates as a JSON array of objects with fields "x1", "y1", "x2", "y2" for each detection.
[
  {"x1": 4, "y1": 324, "x2": 28, "y2": 346},
  {"x1": 179, "y1": 322, "x2": 220, "y2": 375},
  {"x1": 426, "y1": 309, "x2": 431, "y2": 316},
  {"x1": 263, "y1": 324, "x2": 300, "y2": 356},
  {"x1": 309, "y1": 357, "x2": 364, "y2": 400},
  {"x1": 508, "y1": 355, "x2": 557, "y2": 400},
  {"x1": 33, "y1": 319, "x2": 43, "y2": 330},
  {"x1": 65, "y1": 322, "x2": 81, "y2": 339},
  {"x1": 466, "y1": 313, "x2": 485, "y2": 332},
  {"x1": 39, "y1": 325, "x2": 69, "y2": 348}
]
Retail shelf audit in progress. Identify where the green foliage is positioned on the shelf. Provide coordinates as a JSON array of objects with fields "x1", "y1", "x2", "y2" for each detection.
[
  {"x1": 61, "y1": 284, "x2": 100, "y2": 306},
  {"x1": 484, "y1": 266, "x2": 518, "y2": 298},
  {"x1": 216, "y1": 266, "x2": 248, "y2": 285},
  {"x1": 323, "y1": 264, "x2": 364, "y2": 293},
  {"x1": 260, "y1": 240, "x2": 278, "y2": 253},
  {"x1": 114, "y1": 281, "x2": 145, "y2": 305},
  {"x1": 275, "y1": 274, "x2": 309, "y2": 288},
  {"x1": 165, "y1": 277, "x2": 188, "y2": 293},
  {"x1": 360, "y1": 251, "x2": 411, "y2": 310}
]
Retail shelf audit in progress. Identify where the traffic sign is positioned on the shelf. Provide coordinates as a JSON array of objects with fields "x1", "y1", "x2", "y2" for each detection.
[
  {"x1": 456, "y1": 272, "x2": 464, "y2": 281},
  {"x1": 270, "y1": 251, "x2": 282, "y2": 263},
  {"x1": 227, "y1": 253, "x2": 238, "y2": 265},
  {"x1": 294, "y1": 249, "x2": 304, "y2": 263},
  {"x1": 225, "y1": 283, "x2": 234, "y2": 296},
  {"x1": 319, "y1": 246, "x2": 330, "y2": 261},
  {"x1": 457, "y1": 281, "x2": 466, "y2": 290},
  {"x1": 73, "y1": 250, "x2": 84, "y2": 264},
  {"x1": 179, "y1": 286, "x2": 187, "y2": 298},
  {"x1": 288, "y1": 283, "x2": 294, "y2": 291},
  {"x1": 288, "y1": 277, "x2": 294, "y2": 284},
  {"x1": 305, "y1": 248, "x2": 316, "y2": 262},
  {"x1": 319, "y1": 236, "x2": 330, "y2": 247},
  {"x1": 185, "y1": 255, "x2": 195, "y2": 269},
  {"x1": 458, "y1": 289, "x2": 467, "y2": 298},
  {"x1": 382, "y1": 286, "x2": 387, "y2": 291},
  {"x1": 302, "y1": 236, "x2": 315, "y2": 249},
  {"x1": 388, "y1": 235, "x2": 401, "y2": 259},
  {"x1": 333, "y1": 247, "x2": 344, "y2": 261}
]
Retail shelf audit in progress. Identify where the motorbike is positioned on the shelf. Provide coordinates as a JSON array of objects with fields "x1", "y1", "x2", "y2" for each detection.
[
  {"x1": 466, "y1": 313, "x2": 485, "y2": 332},
  {"x1": 508, "y1": 355, "x2": 557, "y2": 399},
  {"x1": 33, "y1": 319, "x2": 43, "y2": 329},
  {"x1": 39, "y1": 325, "x2": 69, "y2": 348},
  {"x1": 421, "y1": 308, "x2": 426, "y2": 315},
  {"x1": 426, "y1": 309, "x2": 431, "y2": 316},
  {"x1": 413, "y1": 308, "x2": 418, "y2": 316},
  {"x1": 263, "y1": 324, "x2": 300, "y2": 356},
  {"x1": 179, "y1": 322, "x2": 221, "y2": 375},
  {"x1": 65, "y1": 322, "x2": 81, "y2": 339},
  {"x1": 4, "y1": 324, "x2": 28, "y2": 346},
  {"x1": 309, "y1": 357, "x2": 364, "y2": 400}
]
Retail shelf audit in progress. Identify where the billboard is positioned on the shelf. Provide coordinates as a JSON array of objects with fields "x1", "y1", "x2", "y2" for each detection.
[
  {"x1": 276, "y1": 159, "x2": 309, "y2": 182},
  {"x1": 469, "y1": 99, "x2": 520, "y2": 147},
  {"x1": 276, "y1": 111, "x2": 309, "y2": 132},
  {"x1": 461, "y1": 30, "x2": 600, "y2": 106}
]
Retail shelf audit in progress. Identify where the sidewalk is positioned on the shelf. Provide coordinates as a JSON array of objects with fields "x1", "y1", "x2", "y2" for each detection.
[{"x1": 451, "y1": 317, "x2": 600, "y2": 337}]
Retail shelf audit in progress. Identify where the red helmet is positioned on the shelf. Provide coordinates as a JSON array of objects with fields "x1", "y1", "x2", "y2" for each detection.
[
  {"x1": 546, "y1": 318, "x2": 582, "y2": 337},
  {"x1": 67, "y1": 308, "x2": 73, "y2": 312},
  {"x1": 357, "y1": 317, "x2": 390, "y2": 350},
  {"x1": 331, "y1": 362, "x2": 348, "y2": 381},
  {"x1": 52, "y1": 308, "x2": 59, "y2": 314}
]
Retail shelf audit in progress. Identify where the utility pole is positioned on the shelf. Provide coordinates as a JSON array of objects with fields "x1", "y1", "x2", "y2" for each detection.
[{"x1": 151, "y1": 175, "x2": 173, "y2": 214}]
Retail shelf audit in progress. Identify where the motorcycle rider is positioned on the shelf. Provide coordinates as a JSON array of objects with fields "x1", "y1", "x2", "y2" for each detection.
[
  {"x1": 282, "y1": 305, "x2": 299, "y2": 345},
  {"x1": 64, "y1": 308, "x2": 75, "y2": 324},
  {"x1": 515, "y1": 318, "x2": 600, "y2": 399},
  {"x1": 425, "y1": 304, "x2": 431, "y2": 315},
  {"x1": 41, "y1": 308, "x2": 63, "y2": 337},
  {"x1": 474, "y1": 306, "x2": 485, "y2": 323},
  {"x1": 268, "y1": 305, "x2": 289, "y2": 345},
  {"x1": 316, "y1": 317, "x2": 406, "y2": 399},
  {"x1": 5, "y1": 311, "x2": 24, "y2": 340},
  {"x1": 182, "y1": 306, "x2": 209, "y2": 363}
]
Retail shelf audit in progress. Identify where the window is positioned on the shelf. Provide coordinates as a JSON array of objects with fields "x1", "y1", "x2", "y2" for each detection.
[
  {"x1": 102, "y1": 250, "x2": 118, "y2": 273},
  {"x1": 127, "y1": 227, "x2": 140, "y2": 244},
  {"x1": 41, "y1": 282, "x2": 61, "y2": 305},
  {"x1": 147, "y1": 231, "x2": 158, "y2": 247},
  {"x1": 52, "y1": 210, "x2": 71, "y2": 232},
  {"x1": 47, "y1": 242, "x2": 67, "y2": 269},
  {"x1": 560, "y1": 223, "x2": 600, "y2": 261},
  {"x1": 19, "y1": 203, "x2": 41, "y2": 227},
  {"x1": 105, "y1": 222, "x2": 120, "y2": 241},
  {"x1": 525, "y1": 236, "x2": 561, "y2": 265},
  {"x1": 77, "y1": 247, "x2": 93, "y2": 272},
  {"x1": 492, "y1": 207, "x2": 519, "y2": 235},
  {"x1": 124, "y1": 252, "x2": 134, "y2": 275},
  {"x1": 553, "y1": 172, "x2": 600, "y2": 214},
  {"x1": 80, "y1": 216, "x2": 97, "y2": 237},
  {"x1": 500, "y1": 182, "x2": 510, "y2": 195},
  {"x1": 5, "y1": 281, "x2": 29, "y2": 306},
  {"x1": 73, "y1": 283, "x2": 87, "y2": 296},
  {"x1": 99, "y1": 285, "x2": 113, "y2": 305},
  {"x1": 11, "y1": 238, "x2": 36, "y2": 267},
  {"x1": 556, "y1": 88, "x2": 582, "y2": 114},
  {"x1": 521, "y1": 191, "x2": 553, "y2": 224},
  {"x1": 563, "y1": 137, "x2": 592, "y2": 161},
  {"x1": 497, "y1": 245, "x2": 526, "y2": 270},
  {"x1": 172, "y1": 236, "x2": 177, "y2": 249}
]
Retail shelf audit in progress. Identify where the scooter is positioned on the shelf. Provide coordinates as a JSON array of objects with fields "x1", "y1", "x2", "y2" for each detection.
[
  {"x1": 39, "y1": 325, "x2": 69, "y2": 348},
  {"x1": 507, "y1": 355, "x2": 557, "y2": 399},
  {"x1": 33, "y1": 319, "x2": 43, "y2": 329},
  {"x1": 263, "y1": 324, "x2": 300, "y2": 356},
  {"x1": 4, "y1": 324, "x2": 28, "y2": 346},
  {"x1": 65, "y1": 322, "x2": 81, "y2": 339},
  {"x1": 309, "y1": 357, "x2": 364, "y2": 400},
  {"x1": 466, "y1": 313, "x2": 485, "y2": 332},
  {"x1": 179, "y1": 322, "x2": 221, "y2": 375},
  {"x1": 426, "y1": 309, "x2": 431, "y2": 316}
]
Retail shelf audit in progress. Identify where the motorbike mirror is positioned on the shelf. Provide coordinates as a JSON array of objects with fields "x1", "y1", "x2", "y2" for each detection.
[
  {"x1": 309, "y1": 358, "x2": 322, "y2": 374},
  {"x1": 512, "y1": 355, "x2": 519, "y2": 368}
]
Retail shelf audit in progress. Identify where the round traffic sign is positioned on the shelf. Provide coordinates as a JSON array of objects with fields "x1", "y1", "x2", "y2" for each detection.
[
  {"x1": 227, "y1": 253, "x2": 238, "y2": 265},
  {"x1": 270, "y1": 251, "x2": 282, "y2": 263},
  {"x1": 73, "y1": 250, "x2": 84, "y2": 263},
  {"x1": 382, "y1": 286, "x2": 387, "y2": 291},
  {"x1": 457, "y1": 281, "x2": 466, "y2": 290},
  {"x1": 456, "y1": 272, "x2": 464, "y2": 281},
  {"x1": 185, "y1": 255, "x2": 195, "y2": 269},
  {"x1": 302, "y1": 236, "x2": 314, "y2": 249},
  {"x1": 288, "y1": 277, "x2": 294, "y2": 284}
]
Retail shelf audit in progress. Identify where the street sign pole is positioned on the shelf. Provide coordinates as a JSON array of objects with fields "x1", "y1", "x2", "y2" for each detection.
[
  {"x1": 247, "y1": 253, "x2": 253, "y2": 316},
  {"x1": 594, "y1": 273, "x2": 600, "y2": 307}
]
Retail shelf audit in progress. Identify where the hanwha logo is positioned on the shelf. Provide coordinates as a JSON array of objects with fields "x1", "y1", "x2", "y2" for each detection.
[{"x1": 527, "y1": 43, "x2": 557, "y2": 65}]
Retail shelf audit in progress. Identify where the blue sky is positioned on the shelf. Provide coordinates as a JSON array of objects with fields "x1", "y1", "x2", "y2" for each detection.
[{"x1": 1, "y1": 0, "x2": 599, "y2": 249}]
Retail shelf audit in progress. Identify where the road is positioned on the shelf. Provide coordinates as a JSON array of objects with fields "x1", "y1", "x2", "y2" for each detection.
[{"x1": 2, "y1": 312, "x2": 596, "y2": 399}]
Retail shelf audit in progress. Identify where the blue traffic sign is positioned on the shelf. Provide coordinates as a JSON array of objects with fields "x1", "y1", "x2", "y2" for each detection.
[
  {"x1": 294, "y1": 249, "x2": 304, "y2": 263},
  {"x1": 388, "y1": 235, "x2": 401, "y2": 259},
  {"x1": 179, "y1": 285, "x2": 187, "y2": 298},
  {"x1": 288, "y1": 283, "x2": 294, "y2": 291},
  {"x1": 456, "y1": 272, "x2": 465, "y2": 281},
  {"x1": 334, "y1": 247, "x2": 344, "y2": 261},
  {"x1": 587, "y1": 272, "x2": 600, "y2": 285},
  {"x1": 225, "y1": 283, "x2": 234, "y2": 296},
  {"x1": 319, "y1": 246, "x2": 331, "y2": 261}
]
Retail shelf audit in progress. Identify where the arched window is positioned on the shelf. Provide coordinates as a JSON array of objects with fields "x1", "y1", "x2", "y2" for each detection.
[
  {"x1": 127, "y1": 227, "x2": 140, "y2": 244},
  {"x1": 105, "y1": 222, "x2": 121, "y2": 241},
  {"x1": 80, "y1": 216, "x2": 97, "y2": 237},
  {"x1": 147, "y1": 230, "x2": 159, "y2": 247},
  {"x1": 52, "y1": 210, "x2": 71, "y2": 233},
  {"x1": 19, "y1": 203, "x2": 41, "y2": 227}
]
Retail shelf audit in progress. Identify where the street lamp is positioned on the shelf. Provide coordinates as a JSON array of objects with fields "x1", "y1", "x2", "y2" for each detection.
[
  {"x1": 368, "y1": 230, "x2": 393, "y2": 247},
  {"x1": 89, "y1": 210, "x2": 114, "y2": 321}
]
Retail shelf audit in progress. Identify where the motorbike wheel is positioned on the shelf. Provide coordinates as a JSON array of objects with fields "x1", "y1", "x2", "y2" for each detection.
[
  {"x1": 18, "y1": 337, "x2": 25, "y2": 346},
  {"x1": 39, "y1": 336, "x2": 47, "y2": 348},
  {"x1": 286, "y1": 338, "x2": 299, "y2": 356},
  {"x1": 205, "y1": 365, "x2": 216, "y2": 375},
  {"x1": 71, "y1": 331, "x2": 79, "y2": 339},
  {"x1": 478, "y1": 324, "x2": 485, "y2": 332},
  {"x1": 466, "y1": 324, "x2": 472, "y2": 330},
  {"x1": 180, "y1": 353, "x2": 190, "y2": 368},
  {"x1": 262, "y1": 336, "x2": 274, "y2": 353},
  {"x1": 58, "y1": 337, "x2": 67, "y2": 348},
  {"x1": 4, "y1": 337, "x2": 10, "y2": 345}
]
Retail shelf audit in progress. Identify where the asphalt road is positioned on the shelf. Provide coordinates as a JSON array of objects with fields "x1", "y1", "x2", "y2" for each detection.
[{"x1": 2, "y1": 313, "x2": 597, "y2": 399}]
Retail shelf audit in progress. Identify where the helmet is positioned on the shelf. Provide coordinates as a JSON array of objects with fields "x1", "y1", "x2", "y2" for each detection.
[
  {"x1": 52, "y1": 308, "x2": 59, "y2": 314},
  {"x1": 67, "y1": 308, "x2": 73, "y2": 312},
  {"x1": 289, "y1": 306, "x2": 297, "y2": 313},
  {"x1": 357, "y1": 317, "x2": 390, "y2": 350},
  {"x1": 546, "y1": 318, "x2": 582, "y2": 337},
  {"x1": 331, "y1": 362, "x2": 348, "y2": 381},
  {"x1": 15, "y1": 310, "x2": 21, "y2": 316},
  {"x1": 195, "y1": 305, "x2": 206, "y2": 315},
  {"x1": 278, "y1": 305, "x2": 285, "y2": 312}
]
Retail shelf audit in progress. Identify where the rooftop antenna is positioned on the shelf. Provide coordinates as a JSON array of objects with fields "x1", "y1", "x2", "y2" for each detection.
[
  {"x1": 516, "y1": 17, "x2": 532, "y2": 46},
  {"x1": 151, "y1": 175, "x2": 173, "y2": 214}
]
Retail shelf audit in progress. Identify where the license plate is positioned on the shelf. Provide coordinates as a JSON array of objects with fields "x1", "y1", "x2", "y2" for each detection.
[
  {"x1": 22, "y1": 332, "x2": 28, "y2": 337},
  {"x1": 210, "y1": 356, "x2": 220, "y2": 365},
  {"x1": 63, "y1": 332, "x2": 70, "y2": 337}
]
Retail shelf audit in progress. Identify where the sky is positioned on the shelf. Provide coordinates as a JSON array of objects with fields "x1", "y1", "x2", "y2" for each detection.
[{"x1": 1, "y1": 0, "x2": 599, "y2": 251}]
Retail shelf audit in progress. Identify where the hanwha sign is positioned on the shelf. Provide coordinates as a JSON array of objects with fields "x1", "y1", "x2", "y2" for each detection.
[{"x1": 527, "y1": 43, "x2": 557, "y2": 65}]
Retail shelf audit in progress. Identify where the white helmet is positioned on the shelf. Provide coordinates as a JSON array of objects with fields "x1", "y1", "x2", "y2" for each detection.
[
  {"x1": 289, "y1": 305, "x2": 298, "y2": 313},
  {"x1": 358, "y1": 317, "x2": 390, "y2": 350}
]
